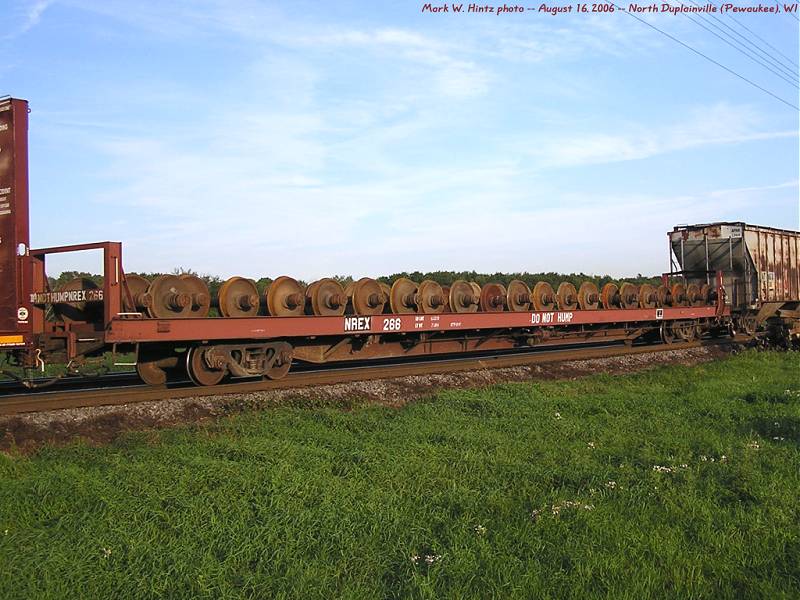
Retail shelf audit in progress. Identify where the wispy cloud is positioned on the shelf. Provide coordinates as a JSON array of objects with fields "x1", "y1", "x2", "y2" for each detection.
[
  {"x1": 3, "y1": 0, "x2": 53, "y2": 39},
  {"x1": 518, "y1": 103, "x2": 798, "y2": 168}
]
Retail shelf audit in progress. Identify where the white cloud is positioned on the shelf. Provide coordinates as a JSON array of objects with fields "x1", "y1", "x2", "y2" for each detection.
[
  {"x1": 2, "y1": 0, "x2": 53, "y2": 39},
  {"x1": 518, "y1": 103, "x2": 798, "y2": 168}
]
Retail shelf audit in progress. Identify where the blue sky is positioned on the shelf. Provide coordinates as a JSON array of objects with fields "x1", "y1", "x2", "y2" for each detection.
[{"x1": 1, "y1": 0, "x2": 798, "y2": 279}]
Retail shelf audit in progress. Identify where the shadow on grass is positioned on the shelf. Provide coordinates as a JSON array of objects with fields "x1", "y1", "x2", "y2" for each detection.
[{"x1": 743, "y1": 416, "x2": 800, "y2": 448}]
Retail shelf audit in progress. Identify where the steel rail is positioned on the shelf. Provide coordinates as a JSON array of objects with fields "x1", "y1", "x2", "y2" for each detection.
[{"x1": 0, "y1": 338, "x2": 742, "y2": 416}]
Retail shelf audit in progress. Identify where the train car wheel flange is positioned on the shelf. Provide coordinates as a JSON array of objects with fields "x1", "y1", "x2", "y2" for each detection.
[{"x1": 186, "y1": 347, "x2": 227, "y2": 386}]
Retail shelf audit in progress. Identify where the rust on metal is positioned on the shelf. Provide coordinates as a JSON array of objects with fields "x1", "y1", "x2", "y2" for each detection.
[
  {"x1": 506, "y1": 280, "x2": 531, "y2": 312},
  {"x1": 218, "y1": 276, "x2": 259, "y2": 318},
  {"x1": 479, "y1": 282, "x2": 507, "y2": 312},
  {"x1": 449, "y1": 280, "x2": 479, "y2": 313},
  {"x1": 267, "y1": 276, "x2": 305, "y2": 317}
]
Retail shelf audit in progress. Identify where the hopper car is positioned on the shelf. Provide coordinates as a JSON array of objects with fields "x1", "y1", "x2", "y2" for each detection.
[{"x1": 1, "y1": 97, "x2": 798, "y2": 387}]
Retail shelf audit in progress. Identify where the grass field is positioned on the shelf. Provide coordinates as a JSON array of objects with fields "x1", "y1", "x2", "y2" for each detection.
[{"x1": 1, "y1": 350, "x2": 799, "y2": 599}]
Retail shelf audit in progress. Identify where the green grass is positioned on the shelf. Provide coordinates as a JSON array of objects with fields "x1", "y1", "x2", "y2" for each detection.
[{"x1": 1, "y1": 350, "x2": 799, "y2": 599}]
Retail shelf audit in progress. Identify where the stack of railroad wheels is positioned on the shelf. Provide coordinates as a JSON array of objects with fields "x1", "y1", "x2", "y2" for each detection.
[{"x1": 118, "y1": 271, "x2": 719, "y2": 389}]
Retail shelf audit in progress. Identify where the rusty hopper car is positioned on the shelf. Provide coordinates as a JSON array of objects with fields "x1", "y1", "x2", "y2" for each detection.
[
  {"x1": 0, "y1": 96, "x2": 797, "y2": 387},
  {"x1": 670, "y1": 223, "x2": 800, "y2": 341}
]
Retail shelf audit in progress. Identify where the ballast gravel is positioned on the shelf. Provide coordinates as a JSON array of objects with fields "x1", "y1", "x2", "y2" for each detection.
[{"x1": 0, "y1": 346, "x2": 733, "y2": 452}]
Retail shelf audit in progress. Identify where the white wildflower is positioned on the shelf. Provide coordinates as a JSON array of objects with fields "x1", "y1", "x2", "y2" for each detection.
[
  {"x1": 424, "y1": 554, "x2": 441, "y2": 565},
  {"x1": 605, "y1": 481, "x2": 617, "y2": 489},
  {"x1": 474, "y1": 524, "x2": 487, "y2": 536},
  {"x1": 554, "y1": 412, "x2": 562, "y2": 420},
  {"x1": 587, "y1": 442, "x2": 596, "y2": 449},
  {"x1": 101, "y1": 547, "x2": 112, "y2": 559},
  {"x1": 747, "y1": 441, "x2": 760, "y2": 450}
]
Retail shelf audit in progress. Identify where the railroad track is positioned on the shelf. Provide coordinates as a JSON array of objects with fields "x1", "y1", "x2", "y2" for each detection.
[{"x1": 0, "y1": 338, "x2": 742, "y2": 416}]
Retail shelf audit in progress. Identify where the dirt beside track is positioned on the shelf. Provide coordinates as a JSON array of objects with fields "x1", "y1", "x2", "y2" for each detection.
[{"x1": 0, "y1": 346, "x2": 735, "y2": 453}]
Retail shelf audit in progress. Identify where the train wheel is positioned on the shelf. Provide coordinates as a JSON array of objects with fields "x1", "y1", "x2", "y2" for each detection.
[
  {"x1": 507, "y1": 280, "x2": 531, "y2": 312},
  {"x1": 532, "y1": 282, "x2": 556, "y2": 311},
  {"x1": 186, "y1": 347, "x2": 227, "y2": 386},
  {"x1": 578, "y1": 282, "x2": 599, "y2": 310},
  {"x1": 219, "y1": 276, "x2": 260, "y2": 317},
  {"x1": 147, "y1": 275, "x2": 192, "y2": 319},
  {"x1": 390, "y1": 278, "x2": 419, "y2": 314},
  {"x1": 639, "y1": 284, "x2": 657, "y2": 309},
  {"x1": 686, "y1": 283, "x2": 703, "y2": 306},
  {"x1": 469, "y1": 282, "x2": 482, "y2": 298},
  {"x1": 660, "y1": 322, "x2": 676, "y2": 344},
  {"x1": 352, "y1": 277, "x2": 387, "y2": 315},
  {"x1": 671, "y1": 283, "x2": 688, "y2": 307},
  {"x1": 136, "y1": 345, "x2": 180, "y2": 385},
  {"x1": 656, "y1": 285, "x2": 672, "y2": 307},
  {"x1": 449, "y1": 280, "x2": 479, "y2": 313},
  {"x1": 267, "y1": 276, "x2": 306, "y2": 317},
  {"x1": 137, "y1": 361, "x2": 168, "y2": 385},
  {"x1": 479, "y1": 283, "x2": 507, "y2": 312},
  {"x1": 379, "y1": 283, "x2": 393, "y2": 313},
  {"x1": 700, "y1": 284, "x2": 715, "y2": 306},
  {"x1": 307, "y1": 278, "x2": 347, "y2": 316},
  {"x1": 556, "y1": 282, "x2": 578, "y2": 311},
  {"x1": 122, "y1": 274, "x2": 152, "y2": 313},
  {"x1": 266, "y1": 352, "x2": 292, "y2": 380},
  {"x1": 619, "y1": 283, "x2": 639, "y2": 309},
  {"x1": 672, "y1": 320, "x2": 696, "y2": 342},
  {"x1": 180, "y1": 274, "x2": 211, "y2": 317},
  {"x1": 601, "y1": 283, "x2": 620, "y2": 309},
  {"x1": 738, "y1": 315, "x2": 758, "y2": 337},
  {"x1": 418, "y1": 280, "x2": 446, "y2": 314},
  {"x1": 441, "y1": 286, "x2": 451, "y2": 312}
]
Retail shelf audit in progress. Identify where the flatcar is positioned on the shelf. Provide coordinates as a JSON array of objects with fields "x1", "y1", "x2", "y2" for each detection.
[{"x1": 1, "y1": 97, "x2": 797, "y2": 386}]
